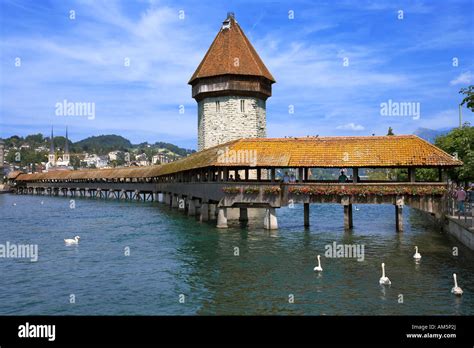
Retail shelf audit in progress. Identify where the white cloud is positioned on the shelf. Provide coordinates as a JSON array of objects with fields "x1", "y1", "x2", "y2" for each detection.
[
  {"x1": 336, "y1": 123, "x2": 365, "y2": 131},
  {"x1": 1, "y1": 0, "x2": 472, "y2": 149},
  {"x1": 450, "y1": 71, "x2": 472, "y2": 86},
  {"x1": 0, "y1": 0, "x2": 210, "y2": 147}
]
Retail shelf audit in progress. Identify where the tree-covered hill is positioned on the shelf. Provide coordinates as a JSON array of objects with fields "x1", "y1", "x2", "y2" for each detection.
[
  {"x1": 73, "y1": 135, "x2": 132, "y2": 154},
  {"x1": 2, "y1": 133, "x2": 195, "y2": 159}
]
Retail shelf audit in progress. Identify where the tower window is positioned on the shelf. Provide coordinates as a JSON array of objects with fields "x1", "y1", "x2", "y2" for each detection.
[
  {"x1": 240, "y1": 100, "x2": 245, "y2": 112},
  {"x1": 215, "y1": 101, "x2": 220, "y2": 112}
]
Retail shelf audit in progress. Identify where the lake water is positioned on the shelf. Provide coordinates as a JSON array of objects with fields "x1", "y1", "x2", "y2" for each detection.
[{"x1": 0, "y1": 193, "x2": 472, "y2": 315}]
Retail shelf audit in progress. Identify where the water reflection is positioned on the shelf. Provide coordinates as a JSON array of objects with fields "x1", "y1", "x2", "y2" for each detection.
[{"x1": 380, "y1": 285, "x2": 387, "y2": 299}]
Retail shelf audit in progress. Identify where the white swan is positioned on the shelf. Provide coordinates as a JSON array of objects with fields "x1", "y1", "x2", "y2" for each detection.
[
  {"x1": 64, "y1": 236, "x2": 80, "y2": 245},
  {"x1": 313, "y1": 255, "x2": 323, "y2": 272},
  {"x1": 451, "y1": 273, "x2": 463, "y2": 296},
  {"x1": 12, "y1": 203, "x2": 16, "y2": 206},
  {"x1": 354, "y1": 206, "x2": 360, "y2": 211},
  {"x1": 379, "y1": 263, "x2": 391, "y2": 285},
  {"x1": 40, "y1": 201, "x2": 44, "y2": 205},
  {"x1": 413, "y1": 246, "x2": 421, "y2": 261}
]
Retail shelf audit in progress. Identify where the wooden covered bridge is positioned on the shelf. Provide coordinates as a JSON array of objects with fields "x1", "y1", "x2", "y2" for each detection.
[{"x1": 8, "y1": 135, "x2": 461, "y2": 231}]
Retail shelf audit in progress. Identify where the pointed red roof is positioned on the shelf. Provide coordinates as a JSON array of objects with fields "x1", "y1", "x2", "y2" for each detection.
[{"x1": 189, "y1": 14, "x2": 275, "y2": 84}]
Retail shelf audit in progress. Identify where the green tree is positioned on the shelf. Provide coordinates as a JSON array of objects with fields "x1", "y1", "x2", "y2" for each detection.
[
  {"x1": 434, "y1": 123, "x2": 473, "y2": 183},
  {"x1": 25, "y1": 133, "x2": 44, "y2": 146},
  {"x1": 51, "y1": 136, "x2": 72, "y2": 151},
  {"x1": 460, "y1": 85, "x2": 474, "y2": 112},
  {"x1": 6, "y1": 148, "x2": 47, "y2": 167},
  {"x1": 116, "y1": 152, "x2": 126, "y2": 166},
  {"x1": 366, "y1": 168, "x2": 393, "y2": 181},
  {"x1": 392, "y1": 168, "x2": 407, "y2": 181},
  {"x1": 415, "y1": 168, "x2": 438, "y2": 182},
  {"x1": 70, "y1": 155, "x2": 81, "y2": 169},
  {"x1": 387, "y1": 127, "x2": 394, "y2": 136},
  {"x1": 5, "y1": 135, "x2": 22, "y2": 148}
]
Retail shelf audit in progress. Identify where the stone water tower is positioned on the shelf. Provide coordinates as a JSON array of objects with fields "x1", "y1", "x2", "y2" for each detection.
[{"x1": 189, "y1": 13, "x2": 275, "y2": 151}]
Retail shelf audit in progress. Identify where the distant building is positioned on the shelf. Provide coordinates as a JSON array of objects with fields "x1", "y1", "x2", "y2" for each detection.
[
  {"x1": 46, "y1": 127, "x2": 56, "y2": 169},
  {"x1": 82, "y1": 154, "x2": 108, "y2": 168},
  {"x1": 152, "y1": 153, "x2": 171, "y2": 164},
  {"x1": 46, "y1": 126, "x2": 71, "y2": 170},
  {"x1": 108, "y1": 150, "x2": 121, "y2": 161},
  {"x1": 57, "y1": 127, "x2": 70, "y2": 166},
  {"x1": 98, "y1": 156, "x2": 109, "y2": 168},
  {"x1": 136, "y1": 153, "x2": 149, "y2": 166},
  {"x1": 3, "y1": 164, "x2": 14, "y2": 177},
  {"x1": 35, "y1": 146, "x2": 48, "y2": 152}
]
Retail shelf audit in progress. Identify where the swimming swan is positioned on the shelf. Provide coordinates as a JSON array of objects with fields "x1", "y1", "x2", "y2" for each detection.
[
  {"x1": 379, "y1": 263, "x2": 391, "y2": 285},
  {"x1": 413, "y1": 246, "x2": 421, "y2": 261},
  {"x1": 314, "y1": 255, "x2": 323, "y2": 272},
  {"x1": 64, "y1": 236, "x2": 80, "y2": 245},
  {"x1": 451, "y1": 273, "x2": 463, "y2": 296}
]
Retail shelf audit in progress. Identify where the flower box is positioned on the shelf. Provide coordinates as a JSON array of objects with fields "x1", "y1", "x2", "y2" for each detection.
[
  {"x1": 222, "y1": 186, "x2": 240, "y2": 194},
  {"x1": 263, "y1": 186, "x2": 281, "y2": 195},
  {"x1": 288, "y1": 185, "x2": 446, "y2": 197},
  {"x1": 243, "y1": 187, "x2": 260, "y2": 194}
]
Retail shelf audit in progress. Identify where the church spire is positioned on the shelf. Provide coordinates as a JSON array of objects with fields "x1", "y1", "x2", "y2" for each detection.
[
  {"x1": 50, "y1": 126, "x2": 54, "y2": 154},
  {"x1": 48, "y1": 126, "x2": 56, "y2": 167},
  {"x1": 63, "y1": 126, "x2": 70, "y2": 165}
]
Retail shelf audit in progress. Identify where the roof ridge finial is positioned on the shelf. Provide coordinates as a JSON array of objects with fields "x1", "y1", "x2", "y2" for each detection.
[{"x1": 222, "y1": 12, "x2": 235, "y2": 30}]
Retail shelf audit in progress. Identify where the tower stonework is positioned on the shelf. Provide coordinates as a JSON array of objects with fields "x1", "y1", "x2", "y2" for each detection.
[
  {"x1": 189, "y1": 13, "x2": 275, "y2": 151},
  {"x1": 198, "y1": 96, "x2": 266, "y2": 150}
]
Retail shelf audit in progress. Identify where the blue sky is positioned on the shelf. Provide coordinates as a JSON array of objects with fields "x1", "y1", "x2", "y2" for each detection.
[{"x1": 1, "y1": 0, "x2": 473, "y2": 149}]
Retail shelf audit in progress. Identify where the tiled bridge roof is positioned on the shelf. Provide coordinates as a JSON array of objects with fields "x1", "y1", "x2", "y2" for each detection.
[{"x1": 14, "y1": 135, "x2": 462, "y2": 181}]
